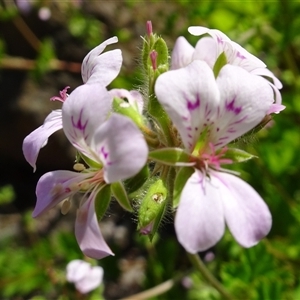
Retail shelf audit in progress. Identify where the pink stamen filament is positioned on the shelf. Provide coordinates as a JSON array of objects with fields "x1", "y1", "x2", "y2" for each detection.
[{"x1": 50, "y1": 86, "x2": 70, "y2": 102}]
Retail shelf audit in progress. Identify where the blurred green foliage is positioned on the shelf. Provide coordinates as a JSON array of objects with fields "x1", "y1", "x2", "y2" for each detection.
[{"x1": 0, "y1": 0, "x2": 300, "y2": 299}]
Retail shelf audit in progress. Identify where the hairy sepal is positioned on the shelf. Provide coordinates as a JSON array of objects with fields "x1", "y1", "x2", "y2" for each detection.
[
  {"x1": 94, "y1": 185, "x2": 111, "y2": 221},
  {"x1": 149, "y1": 148, "x2": 192, "y2": 166},
  {"x1": 223, "y1": 148, "x2": 257, "y2": 163},
  {"x1": 111, "y1": 181, "x2": 133, "y2": 212},
  {"x1": 173, "y1": 167, "x2": 194, "y2": 208}
]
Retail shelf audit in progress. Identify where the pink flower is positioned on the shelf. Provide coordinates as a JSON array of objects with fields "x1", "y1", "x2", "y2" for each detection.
[
  {"x1": 66, "y1": 260, "x2": 104, "y2": 294},
  {"x1": 171, "y1": 26, "x2": 283, "y2": 107},
  {"x1": 155, "y1": 60, "x2": 272, "y2": 253},
  {"x1": 33, "y1": 84, "x2": 148, "y2": 259},
  {"x1": 23, "y1": 37, "x2": 122, "y2": 171}
]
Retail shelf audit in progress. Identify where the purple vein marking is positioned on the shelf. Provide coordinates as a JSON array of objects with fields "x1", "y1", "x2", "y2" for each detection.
[
  {"x1": 187, "y1": 94, "x2": 200, "y2": 111},
  {"x1": 100, "y1": 146, "x2": 109, "y2": 160},
  {"x1": 225, "y1": 98, "x2": 242, "y2": 115},
  {"x1": 72, "y1": 109, "x2": 88, "y2": 132}
]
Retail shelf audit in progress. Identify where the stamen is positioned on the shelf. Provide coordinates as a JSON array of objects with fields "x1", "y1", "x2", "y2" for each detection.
[
  {"x1": 50, "y1": 86, "x2": 70, "y2": 102},
  {"x1": 61, "y1": 198, "x2": 72, "y2": 215},
  {"x1": 73, "y1": 163, "x2": 86, "y2": 172}
]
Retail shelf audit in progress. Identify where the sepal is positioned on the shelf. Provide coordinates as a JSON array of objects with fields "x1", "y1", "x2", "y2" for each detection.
[
  {"x1": 125, "y1": 165, "x2": 150, "y2": 195},
  {"x1": 112, "y1": 97, "x2": 145, "y2": 129},
  {"x1": 111, "y1": 181, "x2": 133, "y2": 212},
  {"x1": 149, "y1": 148, "x2": 193, "y2": 166},
  {"x1": 222, "y1": 148, "x2": 257, "y2": 163},
  {"x1": 94, "y1": 185, "x2": 111, "y2": 221},
  {"x1": 173, "y1": 167, "x2": 194, "y2": 208},
  {"x1": 213, "y1": 51, "x2": 227, "y2": 78}
]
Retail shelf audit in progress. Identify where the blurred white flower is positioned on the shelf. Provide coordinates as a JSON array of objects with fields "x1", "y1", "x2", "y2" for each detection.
[{"x1": 66, "y1": 259, "x2": 104, "y2": 294}]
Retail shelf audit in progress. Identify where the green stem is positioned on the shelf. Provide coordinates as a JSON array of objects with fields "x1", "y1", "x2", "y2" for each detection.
[
  {"x1": 187, "y1": 253, "x2": 234, "y2": 300},
  {"x1": 119, "y1": 270, "x2": 191, "y2": 300}
]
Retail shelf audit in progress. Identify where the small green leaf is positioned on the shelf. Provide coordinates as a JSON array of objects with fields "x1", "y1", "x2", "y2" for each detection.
[
  {"x1": 149, "y1": 148, "x2": 191, "y2": 165},
  {"x1": 173, "y1": 167, "x2": 194, "y2": 208},
  {"x1": 94, "y1": 185, "x2": 111, "y2": 221},
  {"x1": 111, "y1": 181, "x2": 133, "y2": 212},
  {"x1": 213, "y1": 51, "x2": 227, "y2": 78},
  {"x1": 224, "y1": 148, "x2": 257, "y2": 163}
]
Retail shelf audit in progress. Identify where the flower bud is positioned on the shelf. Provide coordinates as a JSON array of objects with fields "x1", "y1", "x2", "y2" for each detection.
[{"x1": 137, "y1": 179, "x2": 168, "y2": 240}]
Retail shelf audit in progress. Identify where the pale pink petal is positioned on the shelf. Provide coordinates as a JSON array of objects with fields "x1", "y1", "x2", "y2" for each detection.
[
  {"x1": 171, "y1": 36, "x2": 194, "y2": 70},
  {"x1": 213, "y1": 171, "x2": 272, "y2": 247},
  {"x1": 92, "y1": 113, "x2": 148, "y2": 183},
  {"x1": 212, "y1": 64, "x2": 274, "y2": 148},
  {"x1": 75, "y1": 265, "x2": 104, "y2": 294},
  {"x1": 155, "y1": 60, "x2": 220, "y2": 152},
  {"x1": 251, "y1": 68, "x2": 282, "y2": 89},
  {"x1": 193, "y1": 37, "x2": 218, "y2": 69},
  {"x1": 109, "y1": 88, "x2": 144, "y2": 114},
  {"x1": 66, "y1": 260, "x2": 90, "y2": 283},
  {"x1": 175, "y1": 170, "x2": 225, "y2": 253},
  {"x1": 22, "y1": 110, "x2": 62, "y2": 172},
  {"x1": 267, "y1": 104, "x2": 285, "y2": 114},
  {"x1": 81, "y1": 36, "x2": 122, "y2": 86},
  {"x1": 62, "y1": 84, "x2": 112, "y2": 162},
  {"x1": 33, "y1": 170, "x2": 91, "y2": 217},
  {"x1": 75, "y1": 191, "x2": 114, "y2": 259}
]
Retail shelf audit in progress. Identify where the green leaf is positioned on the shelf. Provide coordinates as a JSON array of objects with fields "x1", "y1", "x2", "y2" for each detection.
[
  {"x1": 173, "y1": 167, "x2": 194, "y2": 208},
  {"x1": 223, "y1": 148, "x2": 257, "y2": 163},
  {"x1": 213, "y1": 51, "x2": 227, "y2": 78},
  {"x1": 149, "y1": 148, "x2": 191, "y2": 165},
  {"x1": 94, "y1": 185, "x2": 111, "y2": 221},
  {"x1": 111, "y1": 181, "x2": 133, "y2": 212}
]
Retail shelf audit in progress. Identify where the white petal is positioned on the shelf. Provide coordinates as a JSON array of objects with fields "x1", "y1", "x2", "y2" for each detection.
[
  {"x1": 81, "y1": 36, "x2": 122, "y2": 86},
  {"x1": 66, "y1": 260, "x2": 90, "y2": 283},
  {"x1": 22, "y1": 110, "x2": 62, "y2": 171},
  {"x1": 193, "y1": 37, "x2": 218, "y2": 69},
  {"x1": 171, "y1": 36, "x2": 194, "y2": 70},
  {"x1": 75, "y1": 266, "x2": 104, "y2": 294},
  {"x1": 175, "y1": 170, "x2": 225, "y2": 253},
  {"x1": 92, "y1": 113, "x2": 148, "y2": 183},
  {"x1": 213, "y1": 171, "x2": 272, "y2": 247},
  {"x1": 212, "y1": 64, "x2": 274, "y2": 148},
  {"x1": 62, "y1": 84, "x2": 112, "y2": 162},
  {"x1": 155, "y1": 60, "x2": 220, "y2": 151},
  {"x1": 75, "y1": 191, "x2": 114, "y2": 259}
]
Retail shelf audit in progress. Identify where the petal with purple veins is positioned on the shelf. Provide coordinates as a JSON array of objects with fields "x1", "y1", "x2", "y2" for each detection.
[
  {"x1": 155, "y1": 60, "x2": 220, "y2": 152},
  {"x1": 213, "y1": 171, "x2": 272, "y2": 247},
  {"x1": 212, "y1": 64, "x2": 274, "y2": 148},
  {"x1": 33, "y1": 170, "x2": 91, "y2": 217},
  {"x1": 75, "y1": 190, "x2": 114, "y2": 259},
  {"x1": 175, "y1": 170, "x2": 225, "y2": 253},
  {"x1": 92, "y1": 113, "x2": 148, "y2": 183},
  {"x1": 62, "y1": 84, "x2": 112, "y2": 162}
]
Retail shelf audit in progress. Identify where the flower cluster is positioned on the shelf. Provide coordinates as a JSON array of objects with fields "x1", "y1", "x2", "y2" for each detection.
[{"x1": 23, "y1": 21, "x2": 283, "y2": 258}]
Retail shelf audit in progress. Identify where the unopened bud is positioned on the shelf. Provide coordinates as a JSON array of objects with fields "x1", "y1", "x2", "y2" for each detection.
[
  {"x1": 137, "y1": 179, "x2": 168, "y2": 240},
  {"x1": 146, "y1": 20, "x2": 153, "y2": 37}
]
